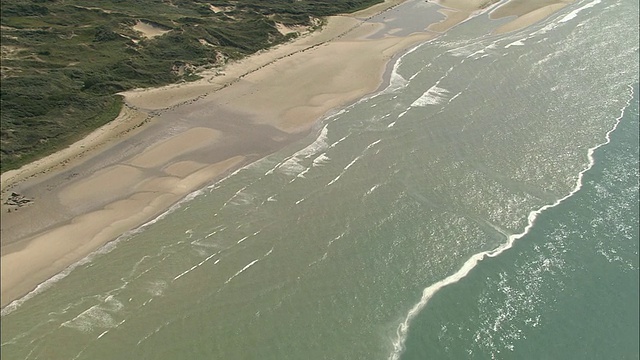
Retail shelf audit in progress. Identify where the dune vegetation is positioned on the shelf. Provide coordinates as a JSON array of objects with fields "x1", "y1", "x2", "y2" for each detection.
[{"x1": 0, "y1": 0, "x2": 382, "y2": 172}]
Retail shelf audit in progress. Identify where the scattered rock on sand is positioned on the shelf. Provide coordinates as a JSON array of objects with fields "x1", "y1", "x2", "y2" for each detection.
[{"x1": 4, "y1": 192, "x2": 33, "y2": 208}]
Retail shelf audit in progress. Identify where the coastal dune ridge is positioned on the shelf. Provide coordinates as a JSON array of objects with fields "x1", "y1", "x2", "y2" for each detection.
[{"x1": 1, "y1": 0, "x2": 573, "y2": 311}]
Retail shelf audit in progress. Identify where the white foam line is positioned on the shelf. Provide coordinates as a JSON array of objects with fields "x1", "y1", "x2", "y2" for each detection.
[
  {"x1": 237, "y1": 236, "x2": 249, "y2": 244},
  {"x1": 264, "y1": 247, "x2": 274, "y2": 257},
  {"x1": 376, "y1": 41, "x2": 427, "y2": 96},
  {"x1": 323, "y1": 107, "x2": 349, "y2": 121},
  {"x1": 265, "y1": 159, "x2": 286, "y2": 176},
  {"x1": 328, "y1": 140, "x2": 381, "y2": 186},
  {"x1": 365, "y1": 184, "x2": 381, "y2": 196},
  {"x1": 224, "y1": 259, "x2": 259, "y2": 284},
  {"x1": 505, "y1": 40, "x2": 525, "y2": 48},
  {"x1": 327, "y1": 231, "x2": 346, "y2": 247},
  {"x1": 173, "y1": 267, "x2": 194, "y2": 281},
  {"x1": 173, "y1": 251, "x2": 218, "y2": 281},
  {"x1": 296, "y1": 167, "x2": 311, "y2": 179},
  {"x1": 308, "y1": 252, "x2": 329, "y2": 267},
  {"x1": 408, "y1": 69, "x2": 423, "y2": 81},
  {"x1": 327, "y1": 174, "x2": 342, "y2": 187},
  {"x1": 329, "y1": 134, "x2": 350, "y2": 149},
  {"x1": 559, "y1": 0, "x2": 602, "y2": 23},
  {"x1": 388, "y1": 84, "x2": 635, "y2": 360},
  {"x1": 224, "y1": 247, "x2": 273, "y2": 285},
  {"x1": 204, "y1": 226, "x2": 225, "y2": 239},
  {"x1": 411, "y1": 85, "x2": 450, "y2": 107},
  {"x1": 200, "y1": 253, "x2": 217, "y2": 265},
  {"x1": 222, "y1": 185, "x2": 249, "y2": 208},
  {"x1": 366, "y1": 139, "x2": 382, "y2": 150},
  {"x1": 270, "y1": 124, "x2": 329, "y2": 179},
  {"x1": 313, "y1": 153, "x2": 330, "y2": 167},
  {"x1": 344, "y1": 155, "x2": 363, "y2": 171}
]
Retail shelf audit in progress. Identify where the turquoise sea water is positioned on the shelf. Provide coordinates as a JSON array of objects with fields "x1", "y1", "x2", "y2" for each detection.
[
  {"x1": 2, "y1": 0, "x2": 638, "y2": 359},
  {"x1": 399, "y1": 83, "x2": 639, "y2": 359}
]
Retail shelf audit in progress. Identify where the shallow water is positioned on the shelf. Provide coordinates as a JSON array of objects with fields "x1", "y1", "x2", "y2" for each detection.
[{"x1": 2, "y1": 1, "x2": 638, "y2": 359}]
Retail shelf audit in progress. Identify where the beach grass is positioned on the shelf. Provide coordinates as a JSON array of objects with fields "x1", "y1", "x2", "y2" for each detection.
[{"x1": 0, "y1": 0, "x2": 382, "y2": 172}]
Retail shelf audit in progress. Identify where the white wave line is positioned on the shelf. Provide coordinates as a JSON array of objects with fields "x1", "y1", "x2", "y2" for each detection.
[
  {"x1": 344, "y1": 155, "x2": 363, "y2": 171},
  {"x1": 559, "y1": 0, "x2": 602, "y2": 23},
  {"x1": 328, "y1": 154, "x2": 362, "y2": 186},
  {"x1": 388, "y1": 84, "x2": 635, "y2": 360},
  {"x1": 312, "y1": 153, "x2": 330, "y2": 167},
  {"x1": 327, "y1": 231, "x2": 347, "y2": 247},
  {"x1": 365, "y1": 184, "x2": 381, "y2": 196},
  {"x1": 222, "y1": 185, "x2": 249, "y2": 208},
  {"x1": 366, "y1": 139, "x2": 382, "y2": 150},
  {"x1": 329, "y1": 134, "x2": 350, "y2": 149},
  {"x1": 327, "y1": 140, "x2": 382, "y2": 187},
  {"x1": 264, "y1": 247, "x2": 274, "y2": 257},
  {"x1": 265, "y1": 126, "x2": 327, "y2": 177},
  {"x1": 326, "y1": 174, "x2": 342, "y2": 187},
  {"x1": 173, "y1": 251, "x2": 219, "y2": 281},
  {"x1": 296, "y1": 167, "x2": 311, "y2": 179},
  {"x1": 265, "y1": 159, "x2": 286, "y2": 176},
  {"x1": 224, "y1": 247, "x2": 273, "y2": 285},
  {"x1": 204, "y1": 226, "x2": 226, "y2": 239},
  {"x1": 224, "y1": 259, "x2": 259, "y2": 284}
]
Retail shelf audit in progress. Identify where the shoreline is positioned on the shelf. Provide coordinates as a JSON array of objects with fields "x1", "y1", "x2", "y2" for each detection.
[
  {"x1": 0, "y1": 0, "x2": 436, "y2": 310},
  {"x1": 0, "y1": 0, "x2": 571, "y2": 310}
]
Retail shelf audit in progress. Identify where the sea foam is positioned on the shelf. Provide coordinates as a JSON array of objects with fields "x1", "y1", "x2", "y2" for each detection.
[
  {"x1": 388, "y1": 84, "x2": 635, "y2": 360},
  {"x1": 411, "y1": 86, "x2": 450, "y2": 107},
  {"x1": 559, "y1": 0, "x2": 602, "y2": 23}
]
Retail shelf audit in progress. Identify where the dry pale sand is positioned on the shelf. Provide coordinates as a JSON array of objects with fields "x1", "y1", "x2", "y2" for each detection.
[
  {"x1": 132, "y1": 21, "x2": 171, "y2": 39},
  {"x1": 428, "y1": 0, "x2": 573, "y2": 34},
  {"x1": 0, "y1": 0, "x2": 494, "y2": 308},
  {"x1": 490, "y1": 0, "x2": 575, "y2": 34},
  {"x1": 493, "y1": 3, "x2": 570, "y2": 34}
]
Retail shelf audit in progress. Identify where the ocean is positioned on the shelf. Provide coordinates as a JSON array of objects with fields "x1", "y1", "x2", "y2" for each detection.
[{"x1": 2, "y1": 0, "x2": 638, "y2": 359}]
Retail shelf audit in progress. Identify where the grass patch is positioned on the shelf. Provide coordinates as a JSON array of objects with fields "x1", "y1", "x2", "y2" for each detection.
[{"x1": 1, "y1": 0, "x2": 383, "y2": 173}]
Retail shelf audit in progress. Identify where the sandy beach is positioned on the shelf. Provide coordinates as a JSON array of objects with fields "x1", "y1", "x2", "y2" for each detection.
[{"x1": 0, "y1": 0, "x2": 573, "y2": 308}]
